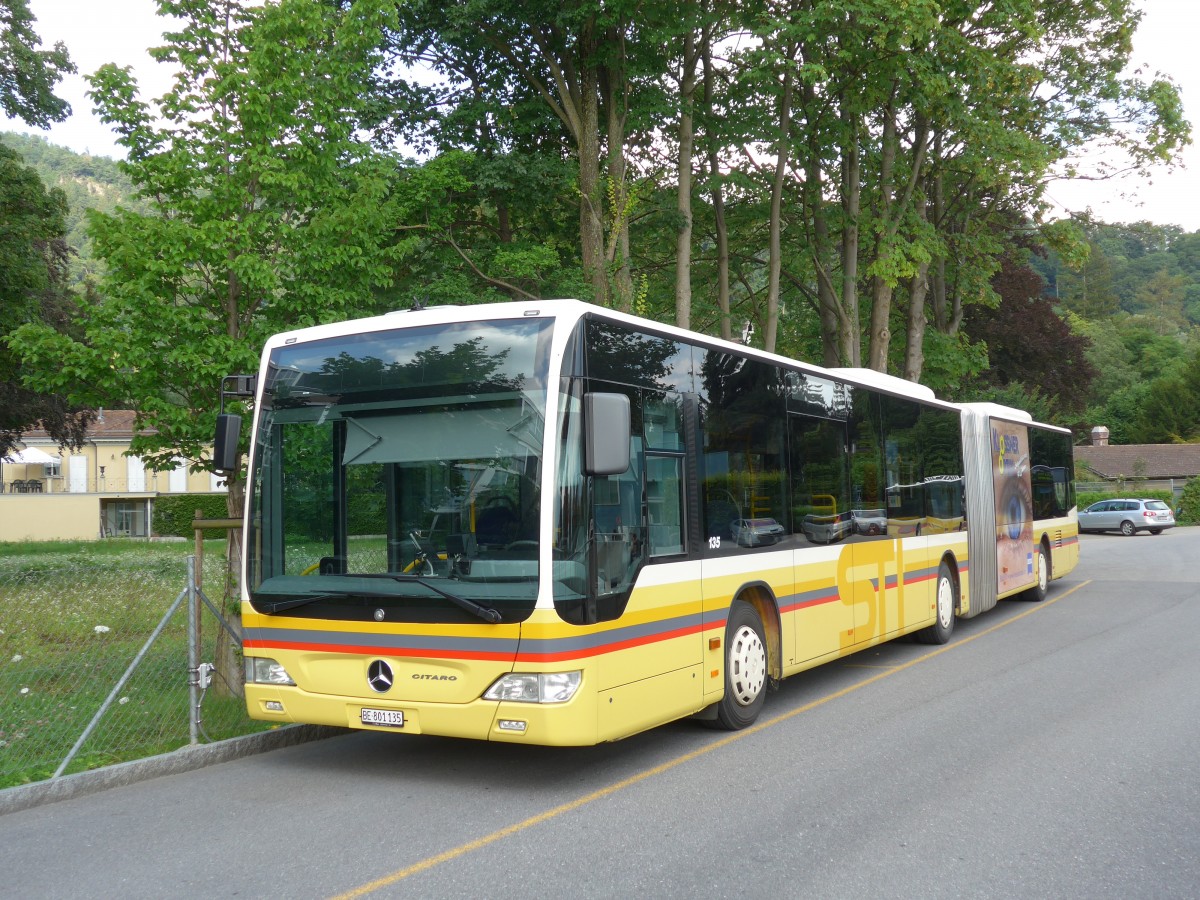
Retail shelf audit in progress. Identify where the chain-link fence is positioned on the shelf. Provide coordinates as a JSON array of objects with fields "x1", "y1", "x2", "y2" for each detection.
[{"x1": 0, "y1": 540, "x2": 269, "y2": 789}]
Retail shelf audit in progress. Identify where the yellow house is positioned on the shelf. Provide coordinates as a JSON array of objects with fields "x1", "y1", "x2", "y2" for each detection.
[{"x1": 0, "y1": 410, "x2": 228, "y2": 542}]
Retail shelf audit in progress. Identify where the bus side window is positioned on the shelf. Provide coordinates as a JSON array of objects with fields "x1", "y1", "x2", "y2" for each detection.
[{"x1": 646, "y1": 455, "x2": 685, "y2": 556}]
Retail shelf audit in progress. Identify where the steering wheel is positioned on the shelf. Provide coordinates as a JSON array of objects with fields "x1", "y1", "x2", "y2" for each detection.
[{"x1": 484, "y1": 496, "x2": 517, "y2": 512}]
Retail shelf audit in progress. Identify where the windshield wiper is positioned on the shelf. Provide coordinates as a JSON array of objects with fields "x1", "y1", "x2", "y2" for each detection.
[
  {"x1": 350, "y1": 573, "x2": 502, "y2": 624},
  {"x1": 256, "y1": 588, "x2": 402, "y2": 615},
  {"x1": 255, "y1": 577, "x2": 503, "y2": 623}
]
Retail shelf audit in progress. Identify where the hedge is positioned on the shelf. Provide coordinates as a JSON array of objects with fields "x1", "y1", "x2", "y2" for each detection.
[{"x1": 153, "y1": 494, "x2": 234, "y2": 538}]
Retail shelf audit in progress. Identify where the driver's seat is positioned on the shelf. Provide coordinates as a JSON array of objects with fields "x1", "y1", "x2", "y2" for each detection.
[{"x1": 475, "y1": 506, "x2": 518, "y2": 546}]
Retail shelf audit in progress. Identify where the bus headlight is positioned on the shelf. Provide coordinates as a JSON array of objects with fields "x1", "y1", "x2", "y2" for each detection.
[
  {"x1": 484, "y1": 671, "x2": 581, "y2": 703},
  {"x1": 245, "y1": 657, "x2": 296, "y2": 686}
]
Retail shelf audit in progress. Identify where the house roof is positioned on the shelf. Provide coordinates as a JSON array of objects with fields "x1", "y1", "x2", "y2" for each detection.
[
  {"x1": 1075, "y1": 444, "x2": 1200, "y2": 480},
  {"x1": 22, "y1": 410, "x2": 156, "y2": 444}
]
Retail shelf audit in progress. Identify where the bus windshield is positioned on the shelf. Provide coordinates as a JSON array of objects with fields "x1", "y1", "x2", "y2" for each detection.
[{"x1": 246, "y1": 316, "x2": 553, "y2": 624}]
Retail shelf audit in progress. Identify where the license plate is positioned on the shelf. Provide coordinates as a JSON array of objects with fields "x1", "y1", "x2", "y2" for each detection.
[{"x1": 361, "y1": 707, "x2": 405, "y2": 728}]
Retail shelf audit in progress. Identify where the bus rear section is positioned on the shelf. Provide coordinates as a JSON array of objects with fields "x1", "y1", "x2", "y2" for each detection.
[{"x1": 959, "y1": 404, "x2": 1079, "y2": 613}]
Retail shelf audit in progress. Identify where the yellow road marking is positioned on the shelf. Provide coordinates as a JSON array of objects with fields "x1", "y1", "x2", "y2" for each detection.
[
  {"x1": 332, "y1": 580, "x2": 1091, "y2": 899},
  {"x1": 841, "y1": 664, "x2": 902, "y2": 670}
]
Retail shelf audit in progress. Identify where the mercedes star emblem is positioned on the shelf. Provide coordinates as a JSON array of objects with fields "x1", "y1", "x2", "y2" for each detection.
[{"x1": 367, "y1": 660, "x2": 394, "y2": 693}]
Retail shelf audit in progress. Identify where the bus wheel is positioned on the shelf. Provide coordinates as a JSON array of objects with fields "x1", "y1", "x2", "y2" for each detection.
[
  {"x1": 916, "y1": 562, "x2": 956, "y2": 645},
  {"x1": 715, "y1": 600, "x2": 768, "y2": 730},
  {"x1": 1024, "y1": 540, "x2": 1050, "y2": 602}
]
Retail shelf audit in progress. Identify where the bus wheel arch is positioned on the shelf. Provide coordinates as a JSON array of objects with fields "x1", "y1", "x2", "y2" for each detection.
[
  {"x1": 916, "y1": 556, "x2": 958, "y2": 645},
  {"x1": 734, "y1": 582, "x2": 782, "y2": 682}
]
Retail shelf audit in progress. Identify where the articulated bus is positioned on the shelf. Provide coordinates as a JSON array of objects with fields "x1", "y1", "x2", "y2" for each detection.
[{"x1": 214, "y1": 300, "x2": 1079, "y2": 745}]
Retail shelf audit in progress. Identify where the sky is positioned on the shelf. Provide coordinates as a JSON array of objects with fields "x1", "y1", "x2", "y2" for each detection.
[{"x1": 5, "y1": 0, "x2": 1200, "y2": 231}]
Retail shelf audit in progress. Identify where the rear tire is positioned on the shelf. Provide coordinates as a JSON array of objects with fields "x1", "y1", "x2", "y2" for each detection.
[
  {"x1": 714, "y1": 601, "x2": 768, "y2": 730},
  {"x1": 1024, "y1": 540, "x2": 1050, "y2": 602},
  {"x1": 916, "y1": 561, "x2": 957, "y2": 644},
  {"x1": 1149, "y1": 528, "x2": 1163, "y2": 535},
  {"x1": 1120, "y1": 520, "x2": 1135, "y2": 536}
]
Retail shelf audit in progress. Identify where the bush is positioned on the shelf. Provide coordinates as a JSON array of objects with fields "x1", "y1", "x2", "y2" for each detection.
[
  {"x1": 1176, "y1": 477, "x2": 1200, "y2": 525},
  {"x1": 153, "y1": 494, "x2": 233, "y2": 538}
]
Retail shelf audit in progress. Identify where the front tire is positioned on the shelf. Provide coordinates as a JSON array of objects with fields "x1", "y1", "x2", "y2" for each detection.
[
  {"x1": 916, "y1": 561, "x2": 957, "y2": 644},
  {"x1": 714, "y1": 600, "x2": 768, "y2": 730}
]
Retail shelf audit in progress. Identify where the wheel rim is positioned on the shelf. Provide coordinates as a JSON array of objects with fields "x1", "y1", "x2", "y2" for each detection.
[
  {"x1": 728, "y1": 624, "x2": 766, "y2": 706},
  {"x1": 937, "y1": 573, "x2": 955, "y2": 629},
  {"x1": 1038, "y1": 551, "x2": 1048, "y2": 591},
  {"x1": 1121, "y1": 521, "x2": 1134, "y2": 536}
]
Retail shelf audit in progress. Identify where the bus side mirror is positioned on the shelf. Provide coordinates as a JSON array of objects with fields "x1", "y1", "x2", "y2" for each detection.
[
  {"x1": 214, "y1": 413, "x2": 242, "y2": 476},
  {"x1": 584, "y1": 392, "x2": 631, "y2": 476}
]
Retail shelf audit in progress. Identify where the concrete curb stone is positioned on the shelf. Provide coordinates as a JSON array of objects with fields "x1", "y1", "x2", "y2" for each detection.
[{"x1": 0, "y1": 724, "x2": 345, "y2": 816}]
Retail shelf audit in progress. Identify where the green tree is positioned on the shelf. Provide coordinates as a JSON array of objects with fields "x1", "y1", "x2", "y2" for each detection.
[
  {"x1": 1, "y1": 131, "x2": 147, "y2": 284},
  {"x1": 1059, "y1": 241, "x2": 1122, "y2": 319},
  {"x1": 393, "y1": 0, "x2": 650, "y2": 309},
  {"x1": 1131, "y1": 269, "x2": 1188, "y2": 333},
  {"x1": 11, "y1": 0, "x2": 403, "y2": 503},
  {"x1": 0, "y1": 0, "x2": 94, "y2": 458},
  {"x1": 1133, "y1": 348, "x2": 1200, "y2": 443},
  {"x1": 11, "y1": 0, "x2": 408, "y2": 697},
  {"x1": 0, "y1": 0, "x2": 72, "y2": 126}
]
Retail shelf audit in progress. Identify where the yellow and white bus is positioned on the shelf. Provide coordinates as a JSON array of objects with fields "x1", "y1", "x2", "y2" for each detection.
[{"x1": 215, "y1": 300, "x2": 1079, "y2": 745}]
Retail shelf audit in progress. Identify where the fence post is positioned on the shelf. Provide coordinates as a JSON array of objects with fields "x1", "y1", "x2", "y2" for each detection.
[{"x1": 187, "y1": 554, "x2": 199, "y2": 745}]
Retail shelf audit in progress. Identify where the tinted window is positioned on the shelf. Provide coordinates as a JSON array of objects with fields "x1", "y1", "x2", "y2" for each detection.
[
  {"x1": 848, "y1": 388, "x2": 886, "y2": 540},
  {"x1": 1030, "y1": 427, "x2": 1075, "y2": 518},
  {"x1": 585, "y1": 318, "x2": 693, "y2": 391},
  {"x1": 699, "y1": 353, "x2": 787, "y2": 553},
  {"x1": 789, "y1": 415, "x2": 850, "y2": 544}
]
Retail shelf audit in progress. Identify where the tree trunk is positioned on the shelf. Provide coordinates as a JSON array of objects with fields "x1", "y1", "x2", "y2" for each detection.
[
  {"x1": 765, "y1": 60, "x2": 794, "y2": 353},
  {"x1": 839, "y1": 113, "x2": 861, "y2": 367},
  {"x1": 866, "y1": 97, "x2": 897, "y2": 372},
  {"x1": 903, "y1": 261, "x2": 930, "y2": 382},
  {"x1": 703, "y1": 38, "x2": 731, "y2": 341},
  {"x1": 579, "y1": 52, "x2": 607, "y2": 305},
  {"x1": 602, "y1": 28, "x2": 633, "y2": 312},
  {"x1": 675, "y1": 30, "x2": 697, "y2": 330}
]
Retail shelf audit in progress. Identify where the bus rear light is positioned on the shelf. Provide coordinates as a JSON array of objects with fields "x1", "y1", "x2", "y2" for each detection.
[{"x1": 484, "y1": 671, "x2": 581, "y2": 704}]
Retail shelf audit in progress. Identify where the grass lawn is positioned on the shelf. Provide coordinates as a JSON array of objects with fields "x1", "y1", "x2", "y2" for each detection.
[{"x1": 0, "y1": 539, "x2": 271, "y2": 789}]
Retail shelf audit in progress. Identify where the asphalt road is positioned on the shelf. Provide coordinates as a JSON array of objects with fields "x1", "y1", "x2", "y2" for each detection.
[{"x1": 3, "y1": 529, "x2": 1198, "y2": 899}]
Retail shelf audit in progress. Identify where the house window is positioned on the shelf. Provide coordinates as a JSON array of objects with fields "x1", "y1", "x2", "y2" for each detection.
[{"x1": 103, "y1": 500, "x2": 148, "y2": 537}]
